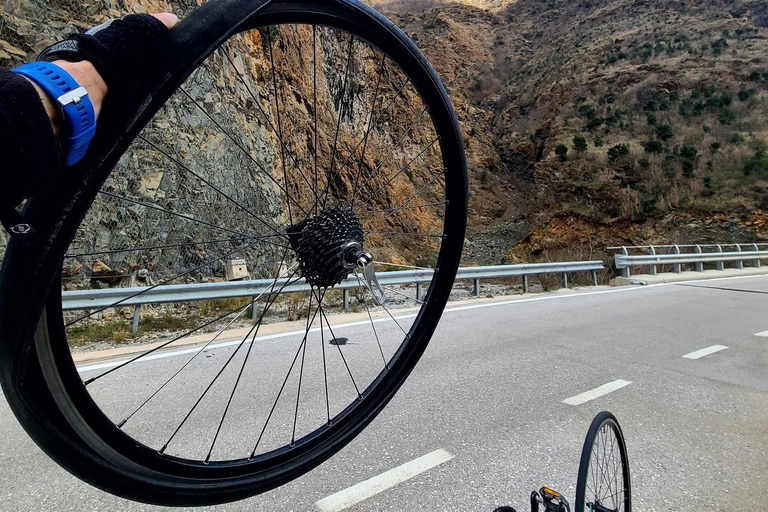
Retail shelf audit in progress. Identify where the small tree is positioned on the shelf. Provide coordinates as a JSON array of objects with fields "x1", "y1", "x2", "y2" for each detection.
[
  {"x1": 593, "y1": 136, "x2": 604, "y2": 147},
  {"x1": 643, "y1": 140, "x2": 664, "y2": 154},
  {"x1": 607, "y1": 144, "x2": 630, "y2": 162},
  {"x1": 573, "y1": 135, "x2": 588, "y2": 153},
  {"x1": 655, "y1": 124, "x2": 674, "y2": 141},
  {"x1": 555, "y1": 144, "x2": 568, "y2": 162},
  {"x1": 744, "y1": 148, "x2": 768, "y2": 176},
  {"x1": 679, "y1": 144, "x2": 699, "y2": 160}
]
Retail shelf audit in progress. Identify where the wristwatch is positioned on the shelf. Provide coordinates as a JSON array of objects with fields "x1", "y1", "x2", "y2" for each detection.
[{"x1": 12, "y1": 61, "x2": 97, "y2": 166}]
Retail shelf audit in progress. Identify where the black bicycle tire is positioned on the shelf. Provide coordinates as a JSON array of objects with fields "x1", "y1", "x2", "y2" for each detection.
[
  {"x1": 575, "y1": 411, "x2": 632, "y2": 512},
  {"x1": 0, "y1": 0, "x2": 467, "y2": 506}
]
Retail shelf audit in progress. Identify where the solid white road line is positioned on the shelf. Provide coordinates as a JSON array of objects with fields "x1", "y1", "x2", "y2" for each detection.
[
  {"x1": 315, "y1": 449, "x2": 454, "y2": 512},
  {"x1": 755, "y1": 330, "x2": 768, "y2": 337},
  {"x1": 563, "y1": 379, "x2": 632, "y2": 406},
  {"x1": 682, "y1": 345, "x2": 729, "y2": 359}
]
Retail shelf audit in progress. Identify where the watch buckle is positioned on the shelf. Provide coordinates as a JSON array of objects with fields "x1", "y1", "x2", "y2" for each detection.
[{"x1": 57, "y1": 86, "x2": 89, "y2": 106}]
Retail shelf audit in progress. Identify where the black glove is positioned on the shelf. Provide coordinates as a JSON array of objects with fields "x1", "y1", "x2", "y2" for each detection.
[{"x1": 38, "y1": 14, "x2": 171, "y2": 95}]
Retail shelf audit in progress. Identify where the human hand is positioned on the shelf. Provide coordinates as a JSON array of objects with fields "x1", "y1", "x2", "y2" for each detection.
[{"x1": 30, "y1": 13, "x2": 179, "y2": 136}]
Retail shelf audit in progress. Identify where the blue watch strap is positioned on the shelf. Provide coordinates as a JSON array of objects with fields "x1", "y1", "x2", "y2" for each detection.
[{"x1": 12, "y1": 61, "x2": 97, "y2": 166}]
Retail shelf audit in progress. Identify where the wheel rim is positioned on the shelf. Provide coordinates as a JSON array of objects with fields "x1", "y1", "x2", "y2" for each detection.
[
  {"x1": 583, "y1": 421, "x2": 629, "y2": 512},
  {"x1": 40, "y1": 7, "x2": 465, "y2": 483}
]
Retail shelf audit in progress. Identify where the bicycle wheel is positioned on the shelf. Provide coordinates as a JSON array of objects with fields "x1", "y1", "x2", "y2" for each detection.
[
  {"x1": 575, "y1": 411, "x2": 632, "y2": 512},
  {"x1": 0, "y1": 0, "x2": 467, "y2": 505}
]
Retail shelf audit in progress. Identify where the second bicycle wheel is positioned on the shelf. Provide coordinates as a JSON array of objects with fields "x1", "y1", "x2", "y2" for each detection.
[
  {"x1": 575, "y1": 411, "x2": 632, "y2": 512},
  {"x1": 0, "y1": 0, "x2": 466, "y2": 505}
]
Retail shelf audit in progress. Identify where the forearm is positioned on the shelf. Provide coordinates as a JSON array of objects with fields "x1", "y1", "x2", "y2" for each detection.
[{"x1": 0, "y1": 68, "x2": 61, "y2": 203}]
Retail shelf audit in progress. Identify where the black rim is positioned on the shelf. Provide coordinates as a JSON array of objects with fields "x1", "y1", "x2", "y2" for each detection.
[{"x1": 25, "y1": 0, "x2": 466, "y2": 498}]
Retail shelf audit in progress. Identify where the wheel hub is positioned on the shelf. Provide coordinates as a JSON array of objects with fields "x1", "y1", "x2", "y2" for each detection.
[{"x1": 287, "y1": 208, "x2": 365, "y2": 288}]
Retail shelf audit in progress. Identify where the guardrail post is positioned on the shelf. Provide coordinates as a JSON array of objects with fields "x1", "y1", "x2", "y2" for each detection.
[
  {"x1": 694, "y1": 245, "x2": 703, "y2": 272},
  {"x1": 343, "y1": 289, "x2": 350, "y2": 310},
  {"x1": 562, "y1": 272, "x2": 568, "y2": 288},
  {"x1": 647, "y1": 246, "x2": 657, "y2": 275},
  {"x1": 591, "y1": 270, "x2": 598, "y2": 286},
  {"x1": 621, "y1": 247, "x2": 630, "y2": 278},
  {"x1": 715, "y1": 245, "x2": 724, "y2": 271},
  {"x1": 522, "y1": 275, "x2": 528, "y2": 293},
  {"x1": 416, "y1": 282, "x2": 422, "y2": 301},
  {"x1": 752, "y1": 243, "x2": 761, "y2": 268},
  {"x1": 132, "y1": 305, "x2": 142, "y2": 334},
  {"x1": 251, "y1": 298, "x2": 259, "y2": 321},
  {"x1": 473, "y1": 278, "x2": 480, "y2": 297},
  {"x1": 734, "y1": 244, "x2": 743, "y2": 269},
  {"x1": 672, "y1": 245, "x2": 681, "y2": 273}
]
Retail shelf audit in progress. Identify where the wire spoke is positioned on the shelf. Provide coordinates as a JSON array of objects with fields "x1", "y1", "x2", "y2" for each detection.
[
  {"x1": 291, "y1": 291, "x2": 314, "y2": 444},
  {"x1": 367, "y1": 169, "x2": 447, "y2": 232},
  {"x1": 251, "y1": 288, "x2": 327, "y2": 456},
  {"x1": 350, "y1": 53, "x2": 386, "y2": 199},
  {"x1": 266, "y1": 26, "x2": 295, "y2": 225},
  {"x1": 360, "y1": 201, "x2": 446, "y2": 216},
  {"x1": 364, "y1": 231, "x2": 444, "y2": 239},
  {"x1": 319, "y1": 299, "x2": 331, "y2": 424},
  {"x1": 349, "y1": 107, "x2": 430, "y2": 206},
  {"x1": 68, "y1": 239, "x2": 274, "y2": 326},
  {"x1": 320, "y1": 34, "x2": 356, "y2": 211},
  {"x1": 380, "y1": 285, "x2": 426, "y2": 305},
  {"x1": 345, "y1": 76, "x2": 414, "y2": 201},
  {"x1": 355, "y1": 273, "x2": 388, "y2": 369},
  {"x1": 372, "y1": 261, "x2": 434, "y2": 271},
  {"x1": 221, "y1": 47, "x2": 316, "y2": 206},
  {"x1": 136, "y1": 135, "x2": 289, "y2": 241},
  {"x1": 65, "y1": 236, "x2": 272, "y2": 259},
  {"x1": 97, "y1": 190, "x2": 271, "y2": 243},
  {"x1": 162, "y1": 261, "x2": 300, "y2": 454},
  {"x1": 204, "y1": 248, "x2": 297, "y2": 461},
  {"x1": 315, "y1": 287, "x2": 361, "y2": 397},
  {"x1": 356, "y1": 135, "x2": 440, "y2": 208},
  {"x1": 179, "y1": 87, "x2": 309, "y2": 218},
  {"x1": 313, "y1": 24, "x2": 320, "y2": 216},
  {"x1": 117, "y1": 299, "x2": 254, "y2": 428}
]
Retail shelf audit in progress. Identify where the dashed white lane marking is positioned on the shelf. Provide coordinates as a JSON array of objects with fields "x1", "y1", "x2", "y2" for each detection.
[
  {"x1": 563, "y1": 379, "x2": 632, "y2": 406},
  {"x1": 315, "y1": 449, "x2": 454, "y2": 512},
  {"x1": 755, "y1": 330, "x2": 768, "y2": 337},
  {"x1": 682, "y1": 345, "x2": 729, "y2": 359}
]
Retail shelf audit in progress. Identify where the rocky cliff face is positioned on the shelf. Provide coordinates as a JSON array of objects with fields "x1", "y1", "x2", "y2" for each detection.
[
  {"x1": 2, "y1": 0, "x2": 447, "y2": 285},
  {"x1": 2, "y1": 0, "x2": 768, "y2": 276}
]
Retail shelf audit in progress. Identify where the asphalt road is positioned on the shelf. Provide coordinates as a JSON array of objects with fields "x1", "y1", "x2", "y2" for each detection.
[{"x1": 1, "y1": 275, "x2": 767, "y2": 512}]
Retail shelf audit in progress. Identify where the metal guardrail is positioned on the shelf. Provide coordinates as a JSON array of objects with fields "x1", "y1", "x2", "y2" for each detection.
[
  {"x1": 610, "y1": 243, "x2": 768, "y2": 278},
  {"x1": 62, "y1": 261, "x2": 605, "y2": 333}
]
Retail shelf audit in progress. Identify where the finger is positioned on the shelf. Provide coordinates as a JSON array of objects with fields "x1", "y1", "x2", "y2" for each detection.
[{"x1": 151, "y1": 12, "x2": 179, "y2": 29}]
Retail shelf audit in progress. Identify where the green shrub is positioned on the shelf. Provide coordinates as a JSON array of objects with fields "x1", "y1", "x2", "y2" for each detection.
[
  {"x1": 573, "y1": 135, "x2": 588, "y2": 153},
  {"x1": 655, "y1": 124, "x2": 674, "y2": 141},
  {"x1": 679, "y1": 144, "x2": 698, "y2": 160},
  {"x1": 718, "y1": 107, "x2": 736, "y2": 125},
  {"x1": 607, "y1": 144, "x2": 630, "y2": 162},
  {"x1": 743, "y1": 148, "x2": 768, "y2": 176},
  {"x1": 555, "y1": 144, "x2": 568, "y2": 161},
  {"x1": 643, "y1": 140, "x2": 664, "y2": 153},
  {"x1": 586, "y1": 117, "x2": 604, "y2": 131}
]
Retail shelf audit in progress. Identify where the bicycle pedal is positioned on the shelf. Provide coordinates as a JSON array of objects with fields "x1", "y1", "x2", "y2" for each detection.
[{"x1": 539, "y1": 486, "x2": 562, "y2": 500}]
